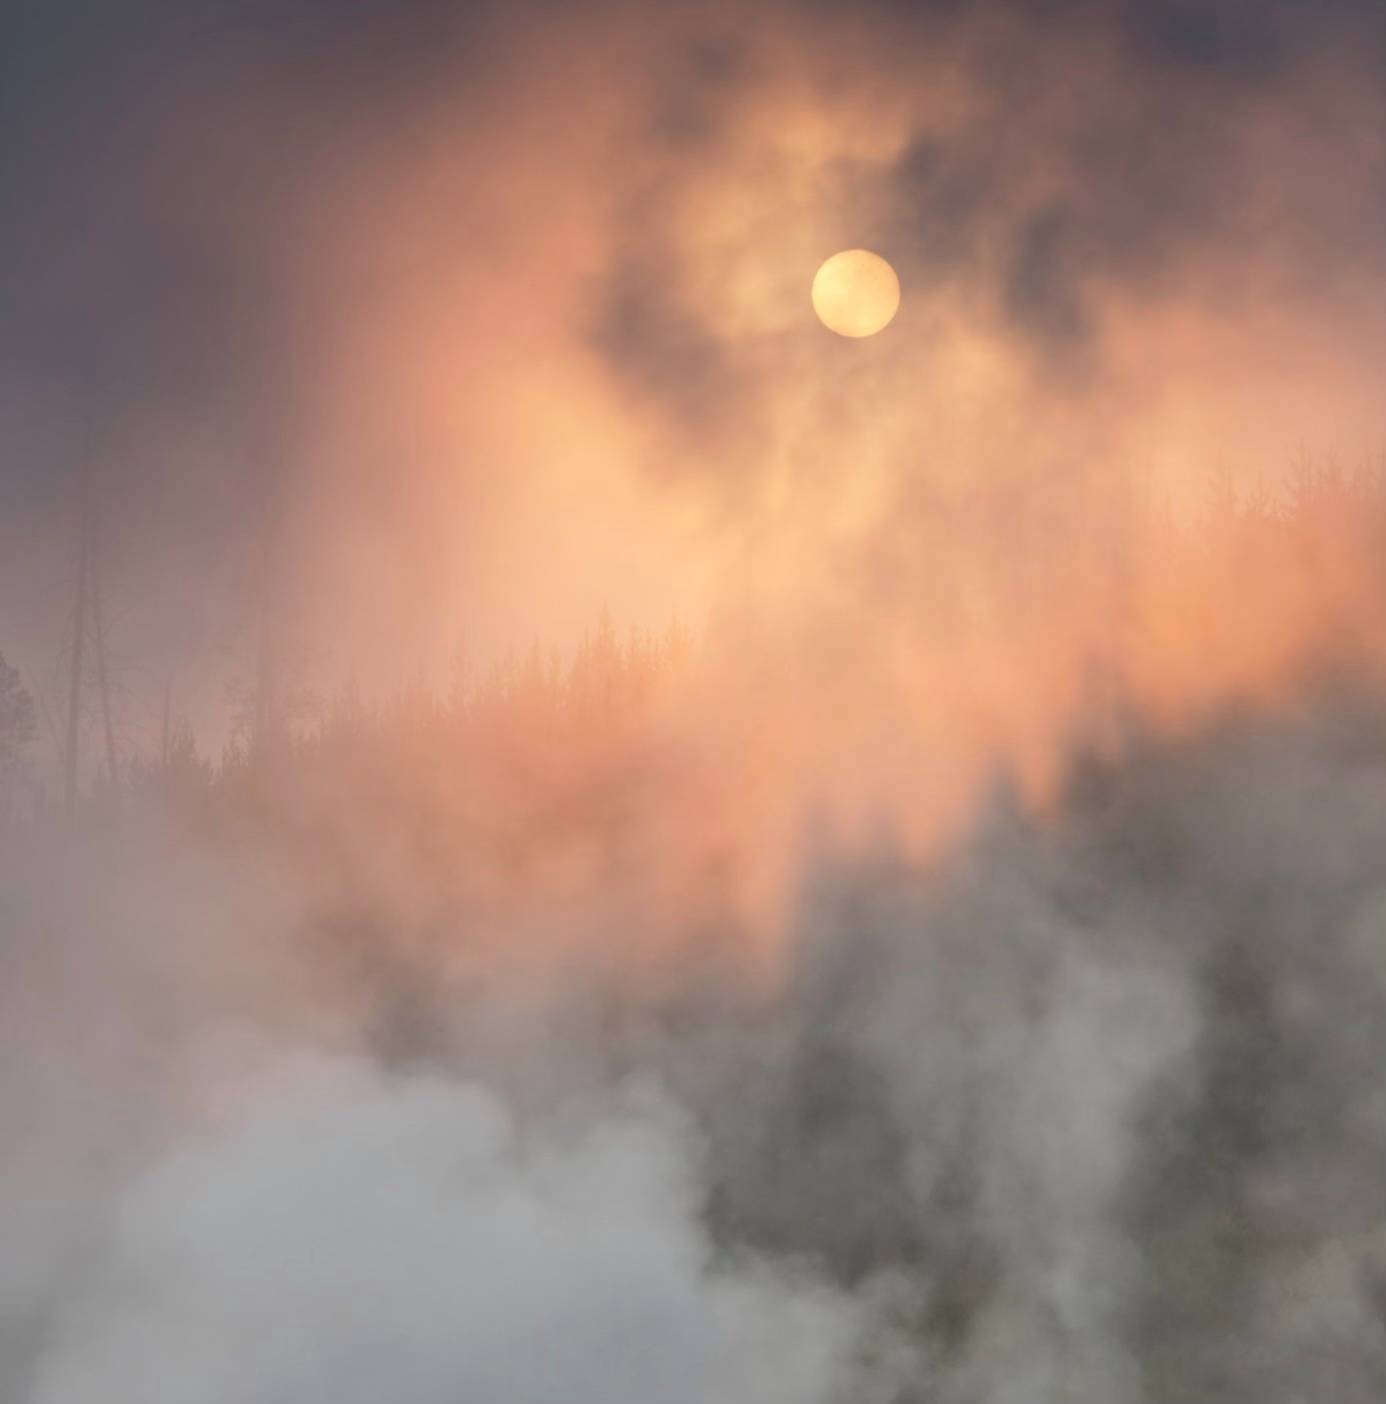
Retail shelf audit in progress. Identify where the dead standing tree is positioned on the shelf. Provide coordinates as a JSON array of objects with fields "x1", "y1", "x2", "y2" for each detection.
[{"x1": 61, "y1": 476, "x2": 120, "y2": 820}]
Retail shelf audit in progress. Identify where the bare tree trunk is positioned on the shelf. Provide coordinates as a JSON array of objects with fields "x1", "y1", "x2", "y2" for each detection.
[
  {"x1": 63, "y1": 481, "x2": 91, "y2": 821},
  {"x1": 253, "y1": 595, "x2": 280, "y2": 760},
  {"x1": 160, "y1": 676, "x2": 172, "y2": 771},
  {"x1": 91, "y1": 553, "x2": 119, "y2": 792}
]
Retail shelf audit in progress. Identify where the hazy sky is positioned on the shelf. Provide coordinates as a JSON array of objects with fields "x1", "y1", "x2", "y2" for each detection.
[
  {"x1": 5, "y1": 15, "x2": 1386, "y2": 1397},
  {"x1": 3, "y1": 0, "x2": 1385, "y2": 750}
]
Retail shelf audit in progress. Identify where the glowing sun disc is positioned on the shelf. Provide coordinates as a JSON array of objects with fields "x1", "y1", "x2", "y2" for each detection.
[{"x1": 811, "y1": 250, "x2": 900, "y2": 337}]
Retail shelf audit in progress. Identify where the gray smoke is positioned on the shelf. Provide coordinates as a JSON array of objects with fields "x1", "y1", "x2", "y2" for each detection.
[
  {"x1": 5, "y1": 696, "x2": 1386, "y2": 1401},
  {"x1": 669, "y1": 700, "x2": 1386, "y2": 1401}
]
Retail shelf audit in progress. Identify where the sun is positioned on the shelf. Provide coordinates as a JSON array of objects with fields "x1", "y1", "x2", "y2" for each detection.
[{"x1": 811, "y1": 250, "x2": 900, "y2": 338}]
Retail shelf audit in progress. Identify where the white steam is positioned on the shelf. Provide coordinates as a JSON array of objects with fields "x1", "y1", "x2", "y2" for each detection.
[{"x1": 25, "y1": 1061, "x2": 852, "y2": 1404}]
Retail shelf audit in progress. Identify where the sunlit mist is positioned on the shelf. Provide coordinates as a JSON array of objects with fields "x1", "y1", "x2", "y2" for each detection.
[{"x1": 4, "y1": 1, "x2": 1386, "y2": 1401}]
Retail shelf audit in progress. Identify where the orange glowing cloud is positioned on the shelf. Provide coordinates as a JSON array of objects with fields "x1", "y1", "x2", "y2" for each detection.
[{"x1": 153, "y1": 0, "x2": 1386, "y2": 968}]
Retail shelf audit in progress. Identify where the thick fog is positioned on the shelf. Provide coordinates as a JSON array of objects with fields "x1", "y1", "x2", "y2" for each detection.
[
  {"x1": 4, "y1": 1, "x2": 1386, "y2": 1401},
  {"x1": 4, "y1": 693, "x2": 1386, "y2": 1401}
]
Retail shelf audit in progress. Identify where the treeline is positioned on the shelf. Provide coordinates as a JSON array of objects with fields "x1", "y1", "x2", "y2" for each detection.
[
  {"x1": 3, "y1": 454, "x2": 1385, "y2": 838},
  {"x1": 125, "y1": 610, "x2": 695, "y2": 831}
]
